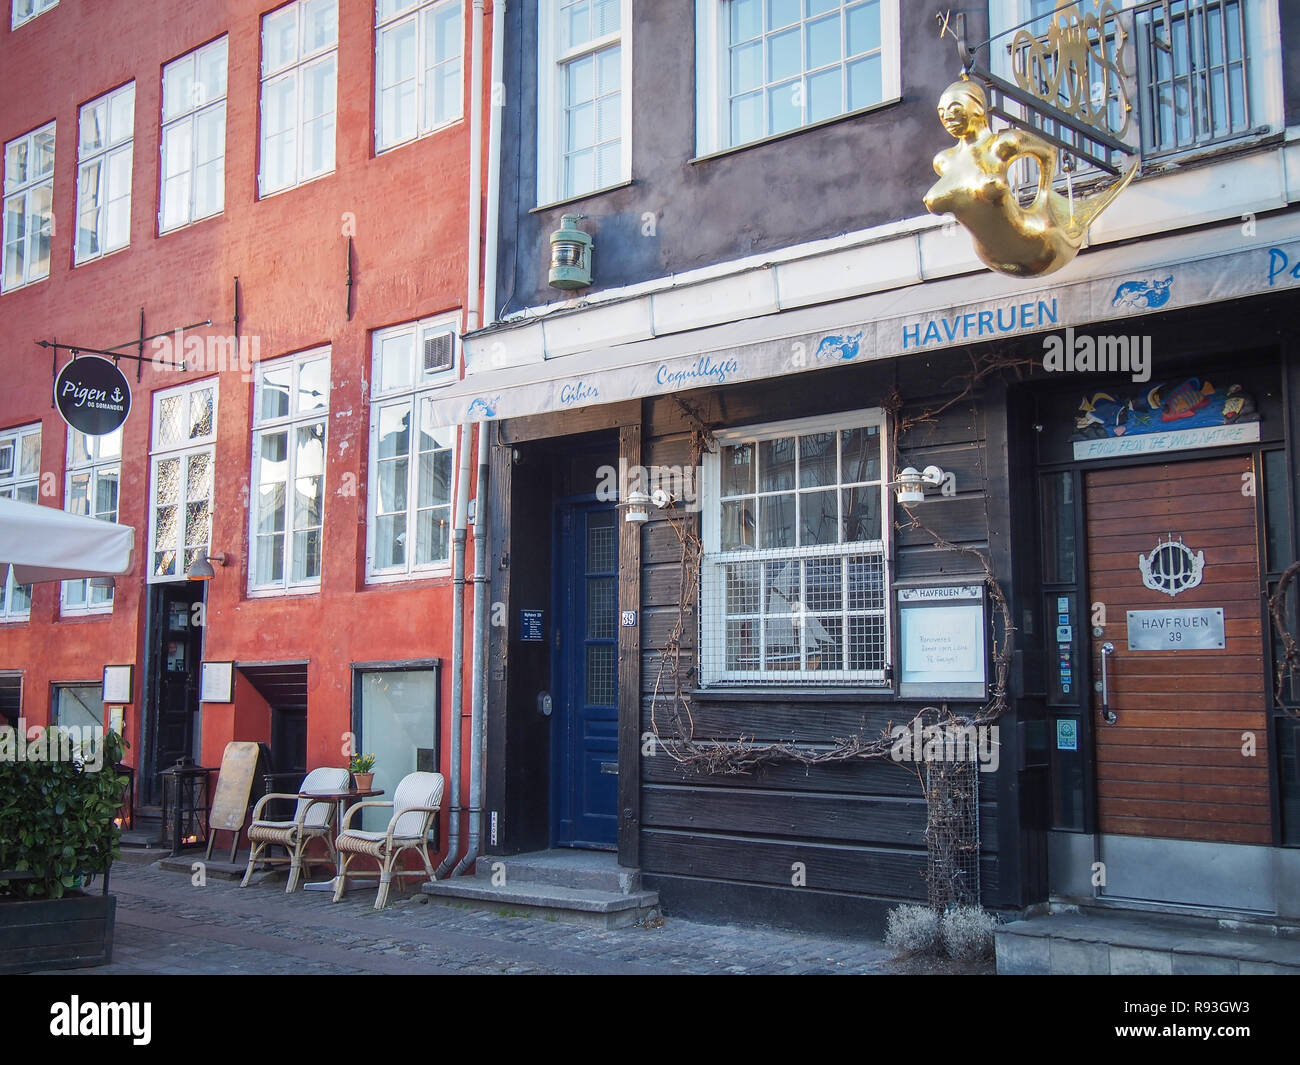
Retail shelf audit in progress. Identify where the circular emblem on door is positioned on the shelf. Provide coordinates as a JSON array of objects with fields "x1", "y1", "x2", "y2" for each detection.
[{"x1": 1138, "y1": 535, "x2": 1205, "y2": 597}]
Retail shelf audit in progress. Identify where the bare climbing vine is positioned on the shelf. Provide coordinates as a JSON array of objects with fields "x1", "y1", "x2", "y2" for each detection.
[
  {"x1": 1269, "y1": 560, "x2": 1300, "y2": 713},
  {"x1": 648, "y1": 364, "x2": 1021, "y2": 775}
]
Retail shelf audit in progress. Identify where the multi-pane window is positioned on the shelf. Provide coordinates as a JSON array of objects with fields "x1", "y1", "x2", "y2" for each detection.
[
  {"x1": 367, "y1": 318, "x2": 458, "y2": 580},
  {"x1": 0, "y1": 424, "x2": 41, "y2": 620},
  {"x1": 160, "y1": 37, "x2": 228, "y2": 232},
  {"x1": 11, "y1": 0, "x2": 57, "y2": 29},
  {"x1": 701, "y1": 410, "x2": 890, "y2": 684},
  {"x1": 538, "y1": 0, "x2": 630, "y2": 204},
  {"x1": 76, "y1": 82, "x2": 135, "y2": 263},
  {"x1": 250, "y1": 348, "x2": 329, "y2": 591},
  {"x1": 697, "y1": 0, "x2": 900, "y2": 154},
  {"x1": 54, "y1": 684, "x2": 102, "y2": 730},
  {"x1": 260, "y1": 0, "x2": 338, "y2": 196},
  {"x1": 62, "y1": 427, "x2": 122, "y2": 614},
  {"x1": 375, "y1": 0, "x2": 464, "y2": 152},
  {"x1": 3, "y1": 122, "x2": 55, "y2": 292},
  {"x1": 149, "y1": 380, "x2": 216, "y2": 581}
]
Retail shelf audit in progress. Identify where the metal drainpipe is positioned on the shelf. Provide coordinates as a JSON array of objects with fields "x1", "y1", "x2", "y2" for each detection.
[
  {"x1": 466, "y1": 0, "x2": 485, "y2": 334},
  {"x1": 483, "y1": 0, "x2": 506, "y2": 326},
  {"x1": 454, "y1": 419, "x2": 490, "y2": 875},
  {"x1": 437, "y1": 428, "x2": 473, "y2": 878}
]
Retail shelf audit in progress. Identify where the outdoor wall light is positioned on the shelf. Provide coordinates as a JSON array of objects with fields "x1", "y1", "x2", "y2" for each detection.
[
  {"x1": 549, "y1": 214, "x2": 593, "y2": 290},
  {"x1": 186, "y1": 552, "x2": 229, "y2": 581},
  {"x1": 88, "y1": 576, "x2": 116, "y2": 590},
  {"x1": 891, "y1": 466, "x2": 946, "y2": 505},
  {"x1": 622, "y1": 489, "x2": 652, "y2": 524}
]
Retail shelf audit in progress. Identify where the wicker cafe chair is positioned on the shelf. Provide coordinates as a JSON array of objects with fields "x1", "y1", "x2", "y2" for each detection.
[
  {"x1": 331, "y1": 771, "x2": 445, "y2": 910},
  {"x1": 240, "y1": 766, "x2": 352, "y2": 893}
]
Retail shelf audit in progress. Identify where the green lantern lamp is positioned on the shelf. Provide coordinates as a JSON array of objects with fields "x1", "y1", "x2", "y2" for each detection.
[{"x1": 549, "y1": 214, "x2": 593, "y2": 290}]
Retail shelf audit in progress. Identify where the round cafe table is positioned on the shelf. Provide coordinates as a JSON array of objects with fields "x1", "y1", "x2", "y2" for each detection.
[{"x1": 297, "y1": 788, "x2": 384, "y2": 892}]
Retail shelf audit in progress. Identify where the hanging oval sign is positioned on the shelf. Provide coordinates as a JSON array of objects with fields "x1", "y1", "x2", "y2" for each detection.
[{"x1": 54, "y1": 355, "x2": 131, "y2": 436}]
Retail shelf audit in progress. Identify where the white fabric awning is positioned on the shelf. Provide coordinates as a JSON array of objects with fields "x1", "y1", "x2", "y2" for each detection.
[{"x1": 0, "y1": 497, "x2": 135, "y2": 584}]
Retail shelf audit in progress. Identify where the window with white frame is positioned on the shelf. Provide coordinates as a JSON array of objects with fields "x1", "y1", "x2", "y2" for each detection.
[
  {"x1": 250, "y1": 348, "x2": 330, "y2": 591},
  {"x1": 537, "y1": 0, "x2": 631, "y2": 204},
  {"x1": 160, "y1": 37, "x2": 228, "y2": 233},
  {"x1": 149, "y1": 380, "x2": 217, "y2": 581},
  {"x1": 700, "y1": 409, "x2": 890, "y2": 685},
  {"x1": 696, "y1": 0, "x2": 900, "y2": 156},
  {"x1": 3, "y1": 122, "x2": 55, "y2": 292},
  {"x1": 0, "y1": 423, "x2": 41, "y2": 620},
  {"x1": 76, "y1": 82, "x2": 135, "y2": 264},
  {"x1": 62, "y1": 426, "x2": 122, "y2": 615},
  {"x1": 367, "y1": 317, "x2": 458, "y2": 580},
  {"x1": 11, "y1": 0, "x2": 57, "y2": 29},
  {"x1": 375, "y1": 0, "x2": 464, "y2": 152},
  {"x1": 260, "y1": 0, "x2": 338, "y2": 196}
]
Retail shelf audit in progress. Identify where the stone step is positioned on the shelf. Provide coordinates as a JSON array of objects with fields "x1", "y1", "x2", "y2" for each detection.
[
  {"x1": 421, "y1": 877, "x2": 660, "y2": 929},
  {"x1": 113, "y1": 847, "x2": 170, "y2": 866},
  {"x1": 996, "y1": 909, "x2": 1300, "y2": 975},
  {"x1": 471, "y1": 849, "x2": 639, "y2": 894}
]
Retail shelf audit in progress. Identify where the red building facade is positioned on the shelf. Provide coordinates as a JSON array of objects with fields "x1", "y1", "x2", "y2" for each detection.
[{"x1": 0, "y1": 0, "x2": 490, "y2": 838}]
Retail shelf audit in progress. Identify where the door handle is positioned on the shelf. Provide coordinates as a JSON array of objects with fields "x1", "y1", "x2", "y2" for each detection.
[{"x1": 1099, "y1": 642, "x2": 1117, "y2": 724}]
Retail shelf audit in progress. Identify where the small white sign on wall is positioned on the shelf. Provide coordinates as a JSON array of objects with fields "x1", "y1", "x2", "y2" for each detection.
[{"x1": 898, "y1": 585, "x2": 987, "y2": 699}]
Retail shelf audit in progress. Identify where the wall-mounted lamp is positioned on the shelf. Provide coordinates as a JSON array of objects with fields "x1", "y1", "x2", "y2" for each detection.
[
  {"x1": 890, "y1": 466, "x2": 946, "y2": 505},
  {"x1": 186, "y1": 552, "x2": 229, "y2": 581},
  {"x1": 88, "y1": 576, "x2": 116, "y2": 590},
  {"x1": 549, "y1": 214, "x2": 593, "y2": 290},
  {"x1": 622, "y1": 489, "x2": 651, "y2": 524}
]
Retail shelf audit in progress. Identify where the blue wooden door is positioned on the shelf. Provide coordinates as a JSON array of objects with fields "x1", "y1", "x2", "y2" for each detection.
[{"x1": 552, "y1": 502, "x2": 619, "y2": 848}]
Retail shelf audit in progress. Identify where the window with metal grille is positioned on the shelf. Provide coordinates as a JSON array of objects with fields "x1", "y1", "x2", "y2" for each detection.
[
  {"x1": 700, "y1": 409, "x2": 890, "y2": 685},
  {"x1": 1134, "y1": 0, "x2": 1252, "y2": 157}
]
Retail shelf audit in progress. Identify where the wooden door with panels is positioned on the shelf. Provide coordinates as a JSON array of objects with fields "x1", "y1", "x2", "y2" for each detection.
[{"x1": 1084, "y1": 454, "x2": 1270, "y2": 902}]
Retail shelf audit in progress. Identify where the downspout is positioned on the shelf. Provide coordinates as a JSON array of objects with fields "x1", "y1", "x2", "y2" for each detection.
[
  {"x1": 440, "y1": 0, "x2": 487, "y2": 878},
  {"x1": 454, "y1": 418, "x2": 490, "y2": 876},
  {"x1": 437, "y1": 432, "x2": 472, "y2": 878},
  {"x1": 483, "y1": 0, "x2": 506, "y2": 326},
  {"x1": 466, "y1": 0, "x2": 485, "y2": 334}
]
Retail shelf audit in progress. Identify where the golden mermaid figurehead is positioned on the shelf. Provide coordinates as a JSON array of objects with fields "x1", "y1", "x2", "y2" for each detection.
[{"x1": 924, "y1": 78, "x2": 1136, "y2": 277}]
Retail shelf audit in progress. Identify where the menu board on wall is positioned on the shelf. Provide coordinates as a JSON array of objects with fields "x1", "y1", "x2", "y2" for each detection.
[{"x1": 897, "y1": 585, "x2": 988, "y2": 699}]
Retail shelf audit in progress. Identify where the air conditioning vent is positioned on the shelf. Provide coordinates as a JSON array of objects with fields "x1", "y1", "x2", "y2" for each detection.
[{"x1": 422, "y1": 332, "x2": 454, "y2": 375}]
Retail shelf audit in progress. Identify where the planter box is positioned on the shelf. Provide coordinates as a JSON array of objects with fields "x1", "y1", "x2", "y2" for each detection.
[{"x1": 0, "y1": 892, "x2": 116, "y2": 974}]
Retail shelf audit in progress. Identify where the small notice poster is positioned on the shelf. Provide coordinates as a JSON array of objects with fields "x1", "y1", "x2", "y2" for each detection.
[
  {"x1": 520, "y1": 610, "x2": 544, "y2": 642},
  {"x1": 898, "y1": 585, "x2": 987, "y2": 699}
]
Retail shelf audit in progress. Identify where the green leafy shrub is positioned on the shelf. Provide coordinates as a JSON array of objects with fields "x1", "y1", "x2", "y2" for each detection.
[{"x1": 0, "y1": 731, "x2": 128, "y2": 899}]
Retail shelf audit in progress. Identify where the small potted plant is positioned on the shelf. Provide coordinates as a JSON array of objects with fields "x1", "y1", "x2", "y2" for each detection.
[{"x1": 349, "y1": 753, "x2": 376, "y2": 792}]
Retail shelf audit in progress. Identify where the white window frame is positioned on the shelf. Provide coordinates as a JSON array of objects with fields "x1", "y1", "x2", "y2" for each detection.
[
  {"x1": 375, "y1": 0, "x2": 466, "y2": 153},
  {"x1": 0, "y1": 423, "x2": 42, "y2": 621},
  {"x1": 160, "y1": 36, "x2": 229, "y2": 234},
  {"x1": 11, "y1": 0, "x2": 57, "y2": 30},
  {"x1": 3, "y1": 121, "x2": 55, "y2": 293},
  {"x1": 695, "y1": 0, "x2": 901, "y2": 157},
  {"x1": 61, "y1": 426, "x2": 122, "y2": 616},
  {"x1": 249, "y1": 347, "x2": 331, "y2": 594},
  {"x1": 536, "y1": 0, "x2": 633, "y2": 207},
  {"x1": 75, "y1": 82, "x2": 135, "y2": 264},
  {"x1": 148, "y1": 378, "x2": 218, "y2": 583},
  {"x1": 366, "y1": 315, "x2": 460, "y2": 583},
  {"x1": 699, "y1": 407, "x2": 892, "y2": 687},
  {"x1": 259, "y1": 0, "x2": 339, "y2": 198}
]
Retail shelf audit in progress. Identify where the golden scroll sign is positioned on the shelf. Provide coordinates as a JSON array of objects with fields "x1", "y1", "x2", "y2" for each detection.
[{"x1": 926, "y1": 3, "x2": 1137, "y2": 278}]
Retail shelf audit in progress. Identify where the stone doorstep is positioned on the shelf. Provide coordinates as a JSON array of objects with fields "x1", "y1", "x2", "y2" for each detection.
[
  {"x1": 471, "y1": 849, "x2": 640, "y2": 894},
  {"x1": 421, "y1": 879, "x2": 661, "y2": 930},
  {"x1": 995, "y1": 912, "x2": 1300, "y2": 974},
  {"x1": 155, "y1": 852, "x2": 294, "y2": 883}
]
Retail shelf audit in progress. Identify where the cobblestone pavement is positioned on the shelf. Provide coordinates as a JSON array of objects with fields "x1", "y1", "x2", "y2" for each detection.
[{"x1": 69, "y1": 861, "x2": 894, "y2": 975}]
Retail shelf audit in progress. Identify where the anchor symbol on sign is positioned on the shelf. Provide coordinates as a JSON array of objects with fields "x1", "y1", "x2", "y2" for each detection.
[{"x1": 111, "y1": 388, "x2": 124, "y2": 403}]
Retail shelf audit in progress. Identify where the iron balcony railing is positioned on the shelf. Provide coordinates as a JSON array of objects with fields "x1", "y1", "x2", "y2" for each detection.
[
  {"x1": 1006, "y1": 0, "x2": 1260, "y2": 176},
  {"x1": 1133, "y1": 0, "x2": 1252, "y2": 159}
]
